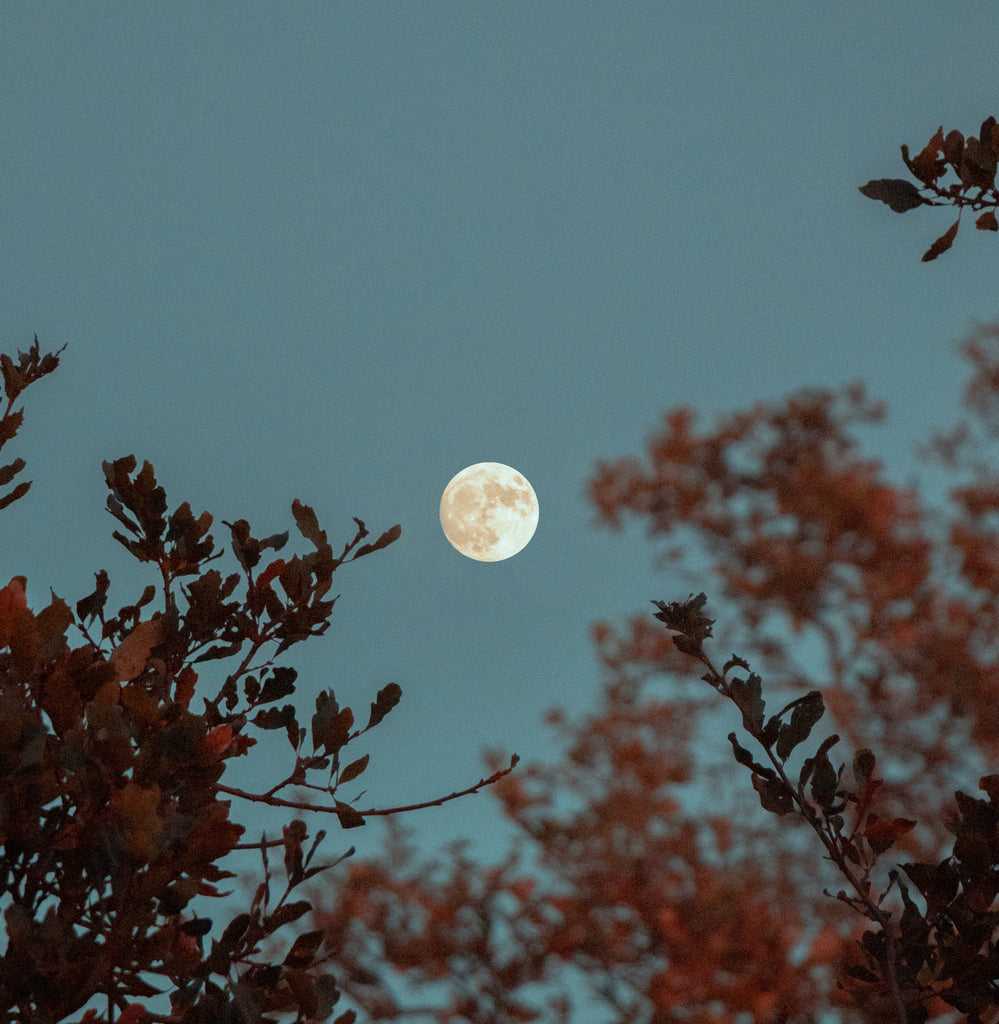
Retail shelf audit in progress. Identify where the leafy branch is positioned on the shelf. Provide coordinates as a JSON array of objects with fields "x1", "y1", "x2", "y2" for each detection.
[
  {"x1": 0, "y1": 336, "x2": 520, "y2": 1023},
  {"x1": 859, "y1": 117, "x2": 999, "y2": 261},
  {"x1": 653, "y1": 593, "x2": 999, "y2": 1024}
]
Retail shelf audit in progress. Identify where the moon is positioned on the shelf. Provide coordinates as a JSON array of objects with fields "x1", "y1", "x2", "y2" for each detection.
[{"x1": 439, "y1": 462, "x2": 539, "y2": 561}]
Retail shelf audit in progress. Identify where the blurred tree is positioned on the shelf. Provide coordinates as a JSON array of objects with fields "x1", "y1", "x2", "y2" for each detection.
[
  {"x1": 860, "y1": 116, "x2": 998, "y2": 261},
  {"x1": 0, "y1": 338, "x2": 516, "y2": 1023},
  {"x1": 310, "y1": 323, "x2": 999, "y2": 1023}
]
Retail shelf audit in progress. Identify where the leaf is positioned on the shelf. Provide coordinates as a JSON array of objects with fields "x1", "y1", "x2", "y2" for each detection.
[
  {"x1": 902, "y1": 127, "x2": 947, "y2": 185},
  {"x1": 976, "y1": 211, "x2": 998, "y2": 232},
  {"x1": 193, "y1": 640, "x2": 243, "y2": 663},
  {"x1": 292, "y1": 499, "x2": 326, "y2": 549},
  {"x1": 283, "y1": 929, "x2": 324, "y2": 968},
  {"x1": 335, "y1": 802, "x2": 366, "y2": 828},
  {"x1": 75, "y1": 571, "x2": 109, "y2": 623},
  {"x1": 366, "y1": 682, "x2": 402, "y2": 730},
  {"x1": 853, "y1": 748, "x2": 876, "y2": 788},
  {"x1": 922, "y1": 218, "x2": 960, "y2": 262},
  {"x1": 110, "y1": 618, "x2": 165, "y2": 681},
  {"x1": 0, "y1": 575, "x2": 28, "y2": 647},
  {"x1": 751, "y1": 773, "x2": 794, "y2": 815},
  {"x1": 339, "y1": 753, "x2": 369, "y2": 785},
  {"x1": 312, "y1": 690, "x2": 354, "y2": 757},
  {"x1": 727, "y1": 732, "x2": 771, "y2": 777},
  {"x1": 352, "y1": 524, "x2": 402, "y2": 559},
  {"x1": 775, "y1": 691, "x2": 824, "y2": 761},
  {"x1": 979, "y1": 774, "x2": 999, "y2": 802},
  {"x1": 264, "y1": 899, "x2": 312, "y2": 932},
  {"x1": 180, "y1": 917, "x2": 213, "y2": 937},
  {"x1": 0, "y1": 457, "x2": 25, "y2": 485},
  {"x1": 858, "y1": 178, "x2": 928, "y2": 213},
  {"x1": 901, "y1": 860, "x2": 960, "y2": 915},
  {"x1": 283, "y1": 819, "x2": 307, "y2": 883},
  {"x1": 0, "y1": 479, "x2": 31, "y2": 511},
  {"x1": 729, "y1": 673, "x2": 765, "y2": 733},
  {"x1": 219, "y1": 913, "x2": 251, "y2": 951},
  {"x1": 809, "y1": 752, "x2": 839, "y2": 808},
  {"x1": 258, "y1": 666, "x2": 298, "y2": 704},
  {"x1": 252, "y1": 704, "x2": 298, "y2": 734},
  {"x1": 864, "y1": 815, "x2": 916, "y2": 855}
]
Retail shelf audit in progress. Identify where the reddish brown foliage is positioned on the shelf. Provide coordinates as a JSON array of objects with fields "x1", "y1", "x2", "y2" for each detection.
[
  {"x1": 309, "y1": 325, "x2": 999, "y2": 1023},
  {"x1": 0, "y1": 338, "x2": 515, "y2": 1023},
  {"x1": 860, "y1": 117, "x2": 999, "y2": 260}
]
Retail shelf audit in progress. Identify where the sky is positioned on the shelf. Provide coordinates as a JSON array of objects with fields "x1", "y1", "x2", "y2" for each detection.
[{"x1": 2, "y1": 0, "x2": 998, "y2": 987}]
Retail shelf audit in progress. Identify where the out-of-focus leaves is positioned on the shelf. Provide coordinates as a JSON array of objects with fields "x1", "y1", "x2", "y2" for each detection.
[
  {"x1": 852, "y1": 748, "x2": 875, "y2": 785},
  {"x1": 976, "y1": 210, "x2": 998, "y2": 232},
  {"x1": 863, "y1": 815, "x2": 917, "y2": 855},
  {"x1": 858, "y1": 178, "x2": 929, "y2": 213},
  {"x1": 922, "y1": 218, "x2": 960, "y2": 262},
  {"x1": 960, "y1": 133, "x2": 997, "y2": 190}
]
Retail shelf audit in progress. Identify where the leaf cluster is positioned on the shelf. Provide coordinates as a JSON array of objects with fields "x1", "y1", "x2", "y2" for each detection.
[
  {"x1": 0, "y1": 335, "x2": 64, "y2": 510},
  {"x1": 655, "y1": 593, "x2": 999, "y2": 1024},
  {"x1": 0, "y1": 338, "x2": 514, "y2": 1024},
  {"x1": 859, "y1": 117, "x2": 999, "y2": 261}
]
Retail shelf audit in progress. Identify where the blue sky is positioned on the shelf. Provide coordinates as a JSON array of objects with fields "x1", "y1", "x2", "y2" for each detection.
[{"x1": 2, "y1": 2, "x2": 997, "y2": 897}]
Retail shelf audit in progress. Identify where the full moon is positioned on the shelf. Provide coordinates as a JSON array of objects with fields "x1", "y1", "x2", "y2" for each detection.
[{"x1": 439, "y1": 462, "x2": 539, "y2": 561}]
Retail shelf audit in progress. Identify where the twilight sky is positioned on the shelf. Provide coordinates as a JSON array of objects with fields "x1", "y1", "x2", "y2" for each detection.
[{"x1": 2, "y1": 3, "x2": 997, "y2": 884}]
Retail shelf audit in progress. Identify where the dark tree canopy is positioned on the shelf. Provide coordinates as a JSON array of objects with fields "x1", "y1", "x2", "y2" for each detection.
[{"x1": 0, "y1": 338, "x2": 513, "y2": 1024}]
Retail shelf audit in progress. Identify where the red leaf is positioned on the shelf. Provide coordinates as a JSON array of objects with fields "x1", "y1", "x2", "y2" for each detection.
[
  {"x1": 0, "y1": 575, "x2": 27, "y2": 647},
  {"x1": 110, "y1": 618, "x2": 166, "y2": 681}
]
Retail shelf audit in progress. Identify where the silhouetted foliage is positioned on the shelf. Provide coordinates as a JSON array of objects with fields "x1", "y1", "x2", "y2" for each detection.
[
  {"x1": 306, "y1": 323, "x2": 999, "y2": 1024},
  {"x1": 653, "y1": 593, "x2": 999, "y2": 1023},
  {"x1": 0, "y1": 339, "x2": 516, "y2": 1023},
  {"x1": 860, "y1": 117, "x2": 999, "y2": 260}
]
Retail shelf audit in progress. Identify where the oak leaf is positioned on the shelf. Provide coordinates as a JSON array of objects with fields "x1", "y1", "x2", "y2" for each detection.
[{"x1": 110, "y1": 617, "x2": 166, "y2": 680}]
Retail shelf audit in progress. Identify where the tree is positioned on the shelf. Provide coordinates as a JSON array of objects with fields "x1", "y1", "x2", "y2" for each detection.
[
  {"x1": 859, "y1": 116, "x2": 998, "y2": 261},
  {"x1": 308, "y1": 322, "x2": 999, "y2": 1023},
  {"x1": 0, "y1": 337, "x2": 516, "y2": 1023}
]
